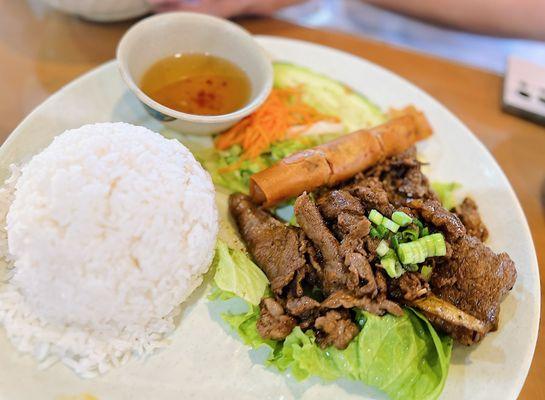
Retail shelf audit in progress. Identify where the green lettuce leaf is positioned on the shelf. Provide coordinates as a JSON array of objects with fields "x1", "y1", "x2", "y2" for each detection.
[
  {"x1": 212, "y1": 240, "x2": 269, "y2": 306},
  {"x1": 222, "y1": 305, "x2": 280, "y2": 350},
  {"x1": 431, "y1": 181, "x2": 461, "y2": 210},
  {"x1": 220, "y1": 295, "x2": 451, "y2": 400},
  {"x1": 212, "y1": 243, "x2": 452, "y2": 400}
]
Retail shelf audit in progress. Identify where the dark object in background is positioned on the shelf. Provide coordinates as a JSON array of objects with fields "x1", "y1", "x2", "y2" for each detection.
[{"x1": 502, "y1": 57, "x2": 545, "y2": 126}]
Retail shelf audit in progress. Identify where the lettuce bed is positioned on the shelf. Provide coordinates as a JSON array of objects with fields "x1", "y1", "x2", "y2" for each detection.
[{"x1": 210, "y1": 241, "x2": 453, "y2": 400}]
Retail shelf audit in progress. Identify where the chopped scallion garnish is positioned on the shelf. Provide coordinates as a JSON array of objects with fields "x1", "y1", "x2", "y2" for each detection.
[
  {"x1": 381, "y1": 217, "x2": 400, "y2": 233},
  {"x1": 380, "y1": 257, "x2": 397, "y2": 278},
  {"x1": 376, "y1": 240, "x2": 390, "y2": 257},
  {"x1": 368, "y1": 209, "x2": 384, "y2": 225},
  {"x1": 379, "y1": 249, "x2": 405, "y2": 278},
  {"x1": 434, "y1": 234, "x2": 447, "y2": 256},
  {"x1": 397, "y1": 233, "x2": 446, "y2": 265},
  {"x1": 391, "y1": 234, "x2": 400, "y2": 249},
  {"x1": 413, "y1": 218, "x2": 424, "y2": 230},
  {"x1": 376, "y1": 225, "x2": 388, "y2": 238},
  {"x1": 420, "y1": 235, "x2": 436, "y2": 256},
  {"x1": 392, "y1": 211, "x2": 412, "y2": 227},
  {"x1": 395, "y1": 261, "x2": 404, "y2": 278},
  {"x1": 402, "y1": 227, "x2": 419, "y2": 242},
  {"x1": 398, "y1": 242, "x2": 422, "y2": 264}
]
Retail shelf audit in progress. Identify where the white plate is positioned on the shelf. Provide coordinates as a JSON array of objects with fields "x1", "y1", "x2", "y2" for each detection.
[{"x1": 0, "y1": 36, "x2": 539, "y2": 400}]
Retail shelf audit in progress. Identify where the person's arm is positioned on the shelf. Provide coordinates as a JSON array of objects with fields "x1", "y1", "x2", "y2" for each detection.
[{"x1": 364, "y1": 0, "x2": 545, "y2": 40}]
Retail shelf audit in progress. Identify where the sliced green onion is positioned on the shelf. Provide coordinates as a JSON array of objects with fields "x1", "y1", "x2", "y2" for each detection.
[
  {"x1": 383, "y1": 248, "x2": 396, "y2": 259},
  {"x1": 432, "y1": 233, "x2": 447, "y2": 256},
  {"x1": 380, "y1": 256, "x2": 404, "y2": 278},
  {"x1": 421, "y1": 265, "x2": 433, "y2": 281},
  {"x1": 402, "y1": 227, "x2": 419, "y2": 242},
  {"x1": 397, "y1": 242, "x2": 416, "y2": 264},
  {"x1": 380, "y1": 248, "x2": 405, "y2": 278},
  {"x1": 414, "y1": 242, "x2": 427, "y2": 264},
  {"x1": 368, "y1": 209, "x2": 383, "y2": 225},
  {"x1": 391, "y1": 234, "x2": 400, "y2": 249},
  {"x1": 398, "y1": 242, "x2": 423, "y2": 264},
  {"x1": 397, "y1": 233, "x2": 446, "y2": 264},
  {"x1": 392, "y1": 211, "x2": 412, "y2": 227},
  {"x1": 413, "y1": 218, "x2": 424, "y2": 230},
  {"x1": 376, "y1": 225, "x2": 388, "y2": 238},
  {"x1": 381, "y1": 217, "x2": 400, "y2": 233},
  {"x1": 420, "y1": 235, "x2": 436, "y2": 256},
  {"x1": 376, "y1": 240, "x2": 390, "y2": 257},
  {"x1": 371, "y1": 225, "x2": 388, "y2": 239},
  {"x1": 381, "y1": 257, "x2": 397, "y2": 278},
  {"x1": 394, "y1": 261, "x2": 405, "y2": 278}
]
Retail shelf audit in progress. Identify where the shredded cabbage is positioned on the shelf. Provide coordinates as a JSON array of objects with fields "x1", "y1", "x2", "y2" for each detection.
[{"x1": 197, "y1": 134, "x2": 338, "y2": 194}]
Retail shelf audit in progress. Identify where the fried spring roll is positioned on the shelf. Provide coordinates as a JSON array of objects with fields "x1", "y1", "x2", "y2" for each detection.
[
  {"x1": 250, "y1": 111, "x2": 432, "y2": 206},
  {"x1": 250, "y1": 150, "x2": 331, "y2": 207}
]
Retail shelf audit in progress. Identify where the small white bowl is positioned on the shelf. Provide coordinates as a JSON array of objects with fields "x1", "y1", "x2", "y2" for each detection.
[{"x1": 116, "y1": 12, "x2": 273, "y2": 135}]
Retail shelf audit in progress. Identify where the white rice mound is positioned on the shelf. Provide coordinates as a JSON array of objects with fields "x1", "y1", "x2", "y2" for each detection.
[{"x1": 0, "y1": 122, "x2": 218, "y2": 377}]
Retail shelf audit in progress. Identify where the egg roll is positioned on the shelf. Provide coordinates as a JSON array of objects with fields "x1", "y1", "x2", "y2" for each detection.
[{"x1": 250, "y1": 111, "x2": 432, "y2": 206}]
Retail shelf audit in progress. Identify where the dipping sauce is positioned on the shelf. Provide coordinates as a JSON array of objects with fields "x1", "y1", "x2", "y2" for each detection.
[{"x1": 140, "y1": 53, "x2": 252, "y2": 116}]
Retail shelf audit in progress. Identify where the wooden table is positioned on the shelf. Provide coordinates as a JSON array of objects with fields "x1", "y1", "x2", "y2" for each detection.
[{"x1": 1, "y1": 0, "x2": 544, "y2": 398}]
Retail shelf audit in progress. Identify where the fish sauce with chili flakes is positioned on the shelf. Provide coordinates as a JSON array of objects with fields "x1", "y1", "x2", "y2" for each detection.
[{"x1": 140, "y1": 53, "x2": 252, "y2": 116}]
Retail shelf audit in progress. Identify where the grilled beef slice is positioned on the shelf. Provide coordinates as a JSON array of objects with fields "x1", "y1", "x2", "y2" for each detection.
[
  {"x1": 389, "y1": 272, "x2": 430, "y2": 302},
  {"x1": 294, "y1": 193, "x2": 348, "y2": 294},
  {"x1": 317, "y1": 189, "x2": 365, "y2": 221},
  {"x1": 229, "y1": 193, "x2": 307, "y2": 295},
  {"x1": 405, "y1": 196, "x2": 515, "y2": 344},
  {"x1": 257, "y1": 298, "x2": 297, "y2": 340},
  {"x1": 315, "y1": 310, "x2": 359, "y2": 350},
  {"x1": 429, "y1": 235, "x2": 516, "y2": 344},
  {"x1": 321, "y1": 289, "x2": 403, "y2": 316},
  {"x1": 455, "y1": 197, "x2": 489, "y2": 242},
  {"x1": 317, "y1": 190, "x2": 375, "y2": 296},
  {"x1": 346, "y1": 177, "x2": 394, "y2": 216},
  {"x1": 286, "y1": 296, "x2": 321, "y2": 317},
  {"x1": 409, "y1": 198, "x2": 466, "y2": 241},
  {"x1": 361, "y1": 151, "x2": 514, "y2": 344},
  {"x1": 364, "y1": 147, "x2": 436, "y2": 206}
]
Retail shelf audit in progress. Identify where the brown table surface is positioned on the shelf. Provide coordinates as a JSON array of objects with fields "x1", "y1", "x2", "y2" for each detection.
[{"x1": 1, "y1": 0, "x2": 544, "y2": 398}]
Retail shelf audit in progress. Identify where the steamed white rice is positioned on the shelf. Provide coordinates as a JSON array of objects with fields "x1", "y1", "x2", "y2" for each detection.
[{"x1": 0, "y1": 122, "x2": 218, "y2": 377}]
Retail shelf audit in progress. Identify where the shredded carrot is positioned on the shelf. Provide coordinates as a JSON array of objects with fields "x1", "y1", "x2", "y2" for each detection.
[{"x1": 215, "y1": 87, "x2": 339, "y2": 165}]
